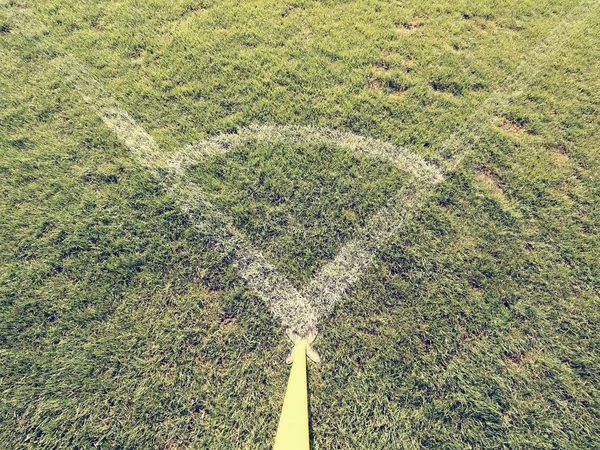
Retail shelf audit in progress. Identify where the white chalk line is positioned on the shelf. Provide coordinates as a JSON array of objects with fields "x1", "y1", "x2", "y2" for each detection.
[
  {"x1": 8, "y1": 5, "x2": 438, "y2": 334},
  {"x1": 304, "y1": 0, "x2": 598, "y2": 319},
  {"x1": 53, "y1": 62, "x2": 321, "y2": 333},
  {"x1": 439, "y1": 0, "x2": 600, "y2": 171},
  {"x1": 172, "y1": 183, "x2": 319, "y2": 333},
  {"x1": 171, "y1": 124, "x2": 441, "y2": 181},
  {"x1": 168, "y1": 126, "x2": 442, "y2": 331},
  {"x1": 171, "y1": 0, "x2": 598, "y2": 328},
  {"x1": 4, "y1": 6, "x2": 320, "y2": 332},
  {"x1": 6, "y1": 0, "x2": 599, "y2": 336}
]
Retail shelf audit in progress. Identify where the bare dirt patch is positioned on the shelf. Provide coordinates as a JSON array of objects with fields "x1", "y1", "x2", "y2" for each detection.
[
  {"x1": 497, "y1": 117, "x2": 528, "y2": 134},
  {"x1": 475, "y1": 170, "x2": 522, "y2": 218},
  {"x1": 373, "y1": 62, "x2": 389, "y2": 74},
  {"x1": 546, "y1": 143, "x2": 570, "y2": 165},
  {"x1": 302, "y1": 25, "x2": 312, "y2": 40},
  {"x1": 389, "y1": 85, "x2": 409, "y2": 98},
  {"x1": 395, "y1": 19, "x2": 424, "y2": 34},
  {"x1": 221, "y1": 316, "x2": 239, "y2": 332},
  {"x1": 477, "y1": 171, "x2": 504, "y2": 197},
  {"x1": 369, "y1": 78, "x2": 383, "y2": 90}
]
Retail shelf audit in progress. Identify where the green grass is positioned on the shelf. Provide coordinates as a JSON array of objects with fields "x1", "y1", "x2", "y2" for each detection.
[
  {"x1": 1, "y1": 0, "x2": 599, "y2": 448},
  {"x1": 188, "y1": 140, "x2": 408, "y2": 285}
]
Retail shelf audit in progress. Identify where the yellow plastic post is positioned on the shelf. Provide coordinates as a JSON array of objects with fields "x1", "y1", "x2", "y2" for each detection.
[{"x1": 273, "y1": 340, "x2": 310, "y2": 450}]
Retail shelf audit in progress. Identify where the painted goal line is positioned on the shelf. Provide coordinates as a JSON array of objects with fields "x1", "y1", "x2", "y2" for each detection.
[{"x1": 6, "y1": 0, "x2": 598, "y2": 338}]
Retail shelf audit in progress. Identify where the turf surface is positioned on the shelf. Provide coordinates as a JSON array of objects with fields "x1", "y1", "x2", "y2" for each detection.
[
  {"x1": 187, "y1": 139, "x2": 408, "y2": 285},
  {"x1": 1, "y1": 0, "x2": 599, "y2": 448}
]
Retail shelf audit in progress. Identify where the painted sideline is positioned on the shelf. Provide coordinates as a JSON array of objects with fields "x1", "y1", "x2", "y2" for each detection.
[
  {"x1": 6, "y1": 5, "x2": 319, "y2": 333},
  {"x1": 5, "y1": 0, "x2": 598, "y2": 337},
  {"x1": 438, "y1": 0, "x2": 600, "y2": 170},
  {"x1": 304, "y1": 0, "x2": 600, "y2": 316}
]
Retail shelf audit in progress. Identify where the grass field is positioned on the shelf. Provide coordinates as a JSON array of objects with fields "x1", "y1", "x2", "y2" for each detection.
[{"x1": 1, "y1": 0, "x2": 599, "y2": 448}]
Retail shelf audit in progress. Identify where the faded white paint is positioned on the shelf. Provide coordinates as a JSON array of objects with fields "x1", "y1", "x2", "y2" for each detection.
[
  {"x1": 168, "y1": 125, "x2": 441, "y2": 333},
  {"x1": 8, "y1": 0, "x2": 598, "y2": 339}
]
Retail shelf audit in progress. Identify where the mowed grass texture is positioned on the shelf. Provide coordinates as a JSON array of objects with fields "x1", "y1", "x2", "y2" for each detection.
[
  {"x1": 188, "y1": 140, "x2": 408, "y2": 286},
  {"x1": 1, "y1": 0, "x2": 599, "y2": 449}
]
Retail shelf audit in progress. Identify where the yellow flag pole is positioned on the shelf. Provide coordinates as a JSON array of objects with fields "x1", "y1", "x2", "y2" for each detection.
[{"x1": 273, "y1": 340, "x2": 310, "y2": 450}]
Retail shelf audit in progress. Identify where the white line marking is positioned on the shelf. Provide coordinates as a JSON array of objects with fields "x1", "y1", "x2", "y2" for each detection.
[
  {"x1": 170, "y1": 126, "x2": 441, "y2": 326},
  {"x1": 305, "y1": 0, "x2": 600, "y2": 316},
  {"x1": 439, "y1": 0, "x2": 600, "y2": 170},
  {"x1": 172, "y1": 183, "x2": 319, "y2": 333},
  {"x1": 53, "y1": 60, "x2": 323, "y2": 333},
  {"x1": 7, "y1": 0, "x2": 598, "y2": 336},
  {"x1": 301, "y1": 178, "x2": 430, "y2": 318},
  {"x1": 170, "y1": 124, "x2": 442, "y2": 181},
  {"x1": 5, "y1": 6, "x2": 320, "y2": 332}
]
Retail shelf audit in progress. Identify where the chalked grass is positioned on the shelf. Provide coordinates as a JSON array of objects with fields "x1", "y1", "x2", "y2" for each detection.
[{"x1": 1, "y1": 0, "x2": 599, "y2": 449}]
